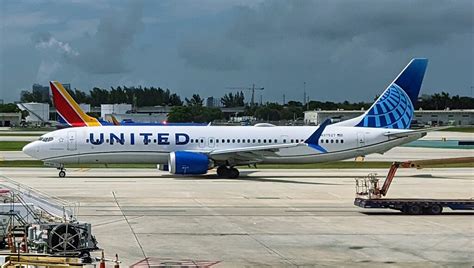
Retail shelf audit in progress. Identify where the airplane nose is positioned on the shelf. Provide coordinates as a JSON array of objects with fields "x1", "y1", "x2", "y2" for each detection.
[{"x1": 22, "y1": 141, "x2": 40, "y2": 158}]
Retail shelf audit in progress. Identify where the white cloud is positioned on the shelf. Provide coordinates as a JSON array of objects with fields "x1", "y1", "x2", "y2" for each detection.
[{"x1": 35, "y1": 36, "x2": 79, "y2": 57}]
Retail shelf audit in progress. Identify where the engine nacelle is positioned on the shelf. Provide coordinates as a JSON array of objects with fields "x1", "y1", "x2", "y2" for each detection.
[{"x1": 168, "y1": 151, "x2": 211, "y2": 175}]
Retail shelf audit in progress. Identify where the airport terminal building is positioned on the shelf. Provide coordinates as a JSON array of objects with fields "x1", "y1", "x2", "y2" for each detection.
[{"x1": 304, "y1": 109, "x2": 474, "y2": 126}]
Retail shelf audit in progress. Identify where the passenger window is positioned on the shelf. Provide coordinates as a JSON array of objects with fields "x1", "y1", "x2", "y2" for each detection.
[
  {"x1": 232, "y1": 139, "x2": 235, "y2": 143},
  {"x1": 222, "y1": 139, "x2": 225, "y2": 143},
  {"x1": 263, "y1": 139, "x2": 267, "y2": 143},
  {"x1": 341, "y1": 140, "x2": 344, "y2": 144},
  {"x1": 237, "y1": 139, "x2": 241, "y2": 143},
  {"x1": 210, "y1": 139, "x2": 213, "y2": 143},
  {"x1": 200, "y1": 139, "x2": 204, "y2": 143},
  {"x1": 331, "y1": 139, "x2": 334, "y2": 143},
  {"x1": 190, "y1": 139, "x2": 194, "y2": 143},
  {"x1": 154, "y1": 139, "x2": 157, "y2": 143},
  {"x1": 283, "y1": 139, "x2": 287, "y2": 143},
  {"x1": 227, "y1": 139, "x2": 230, "y2": 143},
  {"x1": 242, "y1": 139, "x2": 245, "y2": 143},
  {"x1": 320, "y1": 139, "x2": 324, "y2": 143},
  {"x1": 326, "y1": 139, "x2": 329, "y2": 143},
  {"x1": 253, "y1": 139, "x2": 256, "y2": 143},
  {"x1": 290, "y1": 139, "x2": 294, "y2": 143},
  {"x1": 247, "y1": 139, "x2": 251, "y2": 143},
  {"x1": 268, "y1": 139, "x2": 272, "y2": 143},
  {"x1": 336, "y1": 139, "x2": 339, "y2": 143},
  {"x1": 274, "y1": 139, "x2": 277, "y2": 143},
  {"x1": 216, "y1": 139, "x2": 219, "y2": 143},
  {"x1": 258, "y1": 139, "x2": 261, "y2": 143}
]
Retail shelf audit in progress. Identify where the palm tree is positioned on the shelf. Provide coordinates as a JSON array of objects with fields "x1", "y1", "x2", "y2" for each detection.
[{"x1": 185, "y1": 94, "x2": 203, "y2": 107}]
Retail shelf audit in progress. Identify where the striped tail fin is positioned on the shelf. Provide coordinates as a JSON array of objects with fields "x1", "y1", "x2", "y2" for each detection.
[
  {"x1": 50, "y1": 81, "x2": 102, "y2": 127},
  {"x1": 336, "y1": 58, "x2": 428, "y2": 129}
]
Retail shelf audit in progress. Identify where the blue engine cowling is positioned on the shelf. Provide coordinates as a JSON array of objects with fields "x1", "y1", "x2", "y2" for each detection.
[{"x1": 168, "y1": 151, "x2": 210, "y2": 174}]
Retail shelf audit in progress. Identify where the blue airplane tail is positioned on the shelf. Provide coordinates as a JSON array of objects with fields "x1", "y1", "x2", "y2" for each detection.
[{"x1": 337, "y1": 58, "x2": 428, "y2": 129}]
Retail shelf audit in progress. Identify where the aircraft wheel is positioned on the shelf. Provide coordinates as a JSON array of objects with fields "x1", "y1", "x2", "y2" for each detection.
[
  {"x1": 228, "y1": 167, "x2": 240, "y2": 179},
  {"x1": 216, "y1": 166, "x2": 228, "y2": 177},
  {"x1": 59, "y1": 170, "x2": 66, "y2": 178}
]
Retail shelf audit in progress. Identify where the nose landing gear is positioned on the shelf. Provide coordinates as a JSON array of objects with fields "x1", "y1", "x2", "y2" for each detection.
[{"x1": 216, "y1": 166, "x2": 240, "y2": 179}]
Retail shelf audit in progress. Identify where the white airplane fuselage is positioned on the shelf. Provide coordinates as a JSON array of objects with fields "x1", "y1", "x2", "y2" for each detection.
[{"x1": 24, "y1": 125, "x2": 422, "y2": 165}]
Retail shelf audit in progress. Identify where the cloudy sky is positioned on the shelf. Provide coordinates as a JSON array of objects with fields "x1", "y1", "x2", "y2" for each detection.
[{"x1": 0, "y1": 0, "x2": 472, "y2": 103}]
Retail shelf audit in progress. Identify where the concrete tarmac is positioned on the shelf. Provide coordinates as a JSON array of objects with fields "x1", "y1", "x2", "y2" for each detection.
[{"x1": 0, "y1": 167, "x2": 472, "y2": 267}]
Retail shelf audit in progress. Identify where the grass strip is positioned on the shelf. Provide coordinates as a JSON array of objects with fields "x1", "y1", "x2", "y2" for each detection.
[
  {"x1": 0, "y1": 141, "x2": 30, "y2": 151},
  {"x1": 0, "y1": 133, "x2": 42, "y2": 136},
  {"x1": 440, "y1": 127, "x2": 474, "y2": 133}
]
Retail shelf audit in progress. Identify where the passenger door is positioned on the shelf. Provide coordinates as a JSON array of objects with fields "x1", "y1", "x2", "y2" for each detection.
[{"x1": 67, "y1": 131, "x2": 77, "y2": 151}]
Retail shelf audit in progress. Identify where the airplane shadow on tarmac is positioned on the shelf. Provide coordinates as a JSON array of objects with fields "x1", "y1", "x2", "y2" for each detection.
[
  {"x1": 40, "y1": 171, "x2": 341, "y2": 185},
  {"x1": 173, "y1": 171, "x2": 341, "y2": 185},
  {"x1": 174, "y1": 176, "x2": 339, "y2": 186}
]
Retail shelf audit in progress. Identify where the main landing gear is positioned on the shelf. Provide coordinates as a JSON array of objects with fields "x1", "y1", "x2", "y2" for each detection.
[
  {"x1": 216, "y1": 166, "x2": 240, "y2": 179},
  {"x1": 57, "y1": 167, "x2": 66, "y2": 178}
]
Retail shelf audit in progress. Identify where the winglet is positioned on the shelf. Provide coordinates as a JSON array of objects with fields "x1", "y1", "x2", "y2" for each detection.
[{"x1": 305, "y1": 119, "x2": 331, "y2": 152}]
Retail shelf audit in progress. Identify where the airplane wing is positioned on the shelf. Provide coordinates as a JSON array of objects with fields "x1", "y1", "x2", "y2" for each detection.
[
  {"x1": 204, "y1": 119, "x2": 332, "y2": 164},
  {"x1": 209, "y1": 143, "x2": 305, "y2": 163},
  {"x1": 384, "y1": 126, "x2": 450, "y2": 138}
]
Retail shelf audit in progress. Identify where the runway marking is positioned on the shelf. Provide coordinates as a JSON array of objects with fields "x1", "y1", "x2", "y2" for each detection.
[
  {"x1": 93, "y1": 215, "x2": 146, "y2": 228},
  {"x1": 112, "y1": 191, "x2": 149, "y2": 265},
  {"x1": 249, "y1": 234, "x2": 296, "y2": 267}
]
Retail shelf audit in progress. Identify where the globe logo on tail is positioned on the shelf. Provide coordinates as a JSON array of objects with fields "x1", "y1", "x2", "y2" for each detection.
[{"x1": 356, "y1": 83, "x2": 414, "y2": 129}]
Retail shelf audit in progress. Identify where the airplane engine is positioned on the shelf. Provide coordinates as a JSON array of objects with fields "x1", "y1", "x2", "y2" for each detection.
[{"x1": 168, "y1": 151, "x2": 212, "y2": 175}]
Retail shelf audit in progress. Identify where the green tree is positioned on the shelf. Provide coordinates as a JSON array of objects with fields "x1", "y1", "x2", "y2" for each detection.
[
  {"x1": 221, "y1": 91, "x2": 245, "y2": 107},
  {"x1": 20, "y1": 90, "x2": 43, "y2": 103},
  {"x1": 167, "y1": 106, "x2": 194, "y2": 122},
  {"x1": 185, "y1": 94, "x2": 203, "y2": 107},
  {"x1": 168, "y1": 106, "x2": 223, "y2": 123},
  {"x1": 0, "y1": 103, "x2": 20, "y2": 113},
  {"x1": 167, "y1": 93, "x2": 183, "y2": 106}
]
